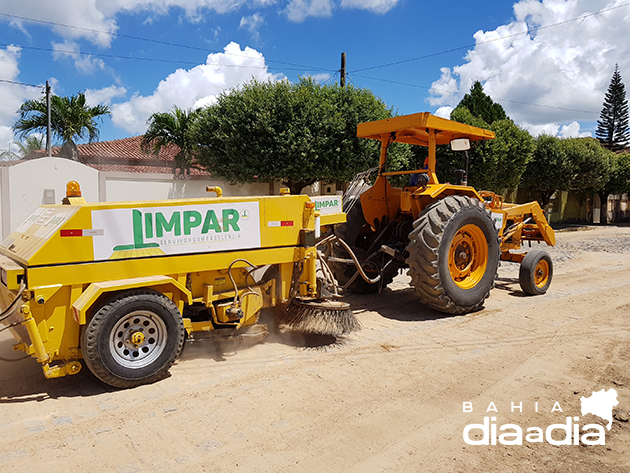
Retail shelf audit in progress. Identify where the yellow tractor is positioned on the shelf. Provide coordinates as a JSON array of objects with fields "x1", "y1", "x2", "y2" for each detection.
[{"x1": 325, "y1": 112, "x2": 555, "y2": 314}]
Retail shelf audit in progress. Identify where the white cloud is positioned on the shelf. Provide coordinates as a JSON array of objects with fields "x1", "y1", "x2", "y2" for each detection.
[
  {"x1": 428, "y1": 0, "x2": 630, "y2": 128},
  {"x1": 2, "y1": 1, "x2": 117, "y2": 47},
  {"x1": 340, "y1": 0, "x2": 398, "y2": 14},
  {"x1": 239, "y1": 13, "x2": 265, "y2": 43},
  {"x1": 434, "y1": 106, "x2": 453, "y2": 119},
  {"x1": 308, "y1": 72, "x2": 332, "y2": 82},
  {"x1": 52, "y1": 40, "x2": 107, "y2": 74},
  {"x1": 284, "y1": 0, "x2": 333, "y2": 22},
  {"x1": 0, "y1": 46, "x2": 42, "y2": 142},
  {"x1": 0, "y1": 127, "x2": 16, "y2": 152},
  {"x1": 110, "y1": 41, "x2": 281, "y2": 133},
  {"x1": 559, "y1": 121, "x2": 591, "y2": 138},
  {"x1": 3, "y1": 0, "x2": 400, "y2": 51},
  {"x1": 522, "y1": 122, "x2": 560, "y2": 137},
  {"x1": 85, "y1": 85, "x2": 128, "y2": 106}
]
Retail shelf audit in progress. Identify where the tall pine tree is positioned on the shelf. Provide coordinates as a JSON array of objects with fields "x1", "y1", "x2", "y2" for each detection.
[{"x1": 596, "y1": 64, "x2": 629, "y2": 151}]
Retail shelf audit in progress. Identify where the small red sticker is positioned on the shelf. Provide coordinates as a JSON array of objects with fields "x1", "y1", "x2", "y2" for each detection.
[
  {"x1": 60, "y1": 229, "x2": 83, "y2": 237},
  {"x1": 280, "y1": 221, "x2": 294, "y2": 227}
]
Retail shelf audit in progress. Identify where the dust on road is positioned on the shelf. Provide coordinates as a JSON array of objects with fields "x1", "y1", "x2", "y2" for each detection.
[{"x1": 0, "y1": 225, "x2": 628, "y2": 472}]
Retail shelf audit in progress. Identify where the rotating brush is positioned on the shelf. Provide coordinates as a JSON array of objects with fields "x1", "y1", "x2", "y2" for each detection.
[{"x1": 278, "y1": 297, "x2": 361, "y2": 336}]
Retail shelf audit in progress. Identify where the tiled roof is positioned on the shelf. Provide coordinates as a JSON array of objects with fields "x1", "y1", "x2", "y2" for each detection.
[{"x1": 25, "y1": 136, "x2": 211, "y2": 176}]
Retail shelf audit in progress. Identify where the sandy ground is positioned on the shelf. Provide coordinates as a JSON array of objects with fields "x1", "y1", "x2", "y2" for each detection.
[{"x1": 0, "y1": 224, "x2": 629, "y2": 472}]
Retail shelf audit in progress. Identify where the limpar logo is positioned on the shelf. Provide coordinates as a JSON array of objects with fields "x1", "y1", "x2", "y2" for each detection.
[
  {"x1": 113, "y1": 207, "x2": 241, "y2": 252},
  {"x1": 462, "y1": 389, "x2": 619, "y2": 446}
]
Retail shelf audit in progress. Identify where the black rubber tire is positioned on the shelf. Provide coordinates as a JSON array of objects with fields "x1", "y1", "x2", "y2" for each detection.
[
  {"x1": 405, "y1": 195, "x2": 500, "y2": 314},
  {"x1": 519, "y1": 250, "x2": 553, "y2": 295},
  {"x1": 81, "y1": 289, "x2": 185, "y2": 388},
  {"x1": 330, "y1": 199, "x2": 396, "y2": 293}
]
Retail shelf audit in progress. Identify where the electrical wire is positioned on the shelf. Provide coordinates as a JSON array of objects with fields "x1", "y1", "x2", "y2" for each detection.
[
  {"x1": 0, "y1": 41, "x2": 326, "y2": 72},
  {"x1": 0, "y1": 12, "x2": 333, "y2": 73},
  {"x1": 0, "y1": 78, "x2": 42, "y2": 89}
]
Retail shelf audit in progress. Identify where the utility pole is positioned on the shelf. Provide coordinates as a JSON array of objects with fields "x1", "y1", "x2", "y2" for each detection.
[
  {"x1": 340, "y1": 52, "x2": 346, "y2": 87},
  {"x1": 46, "y1": 80, "x2": 51, "y2": 157}
]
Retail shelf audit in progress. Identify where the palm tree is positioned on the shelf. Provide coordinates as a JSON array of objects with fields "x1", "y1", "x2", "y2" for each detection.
[
  {"x1": 12, "y1": 91, "x2": 110, "y2": 161},
  {"x1": 142, "y1": 106, "x2": 200, "y2": 174},
  {"x1": 17, "y1": 134, "x2": 45, "y2": 157}
]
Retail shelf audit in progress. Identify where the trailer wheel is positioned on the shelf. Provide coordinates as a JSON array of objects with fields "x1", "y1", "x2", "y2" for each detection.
[
  {"x1": 81, "y1": 290, "x2": 185, "y2": 388},
  {"x1": 329, "y1": 199, "x2": 397, "y2": 293},
  {"x1": 519, "y1": 250, "x2": 553, "y2": 295},
  {"x1": 406, "y1": 195, "x2": 500, "y2": 314}
]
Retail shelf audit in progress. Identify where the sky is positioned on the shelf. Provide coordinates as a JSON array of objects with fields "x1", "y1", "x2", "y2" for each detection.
[{"x1": 1, "y1": 0, "x2": 629, "y2": 156}]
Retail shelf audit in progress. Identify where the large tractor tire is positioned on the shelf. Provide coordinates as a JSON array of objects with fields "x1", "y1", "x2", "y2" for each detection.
[
  {"x1": 81, "y1": 289, "x2": 185, "y2": 388},
  {"x1": 329, "y1": 199, "x2": 397, "y2": 293},
  {"x1": 406, "y1": 195, "x2": 500, "y2": 314}
]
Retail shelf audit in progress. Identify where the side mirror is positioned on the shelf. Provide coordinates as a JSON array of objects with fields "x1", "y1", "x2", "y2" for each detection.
[{"x1": 450, "y1": 138, "x2": 470, "y2": 151}]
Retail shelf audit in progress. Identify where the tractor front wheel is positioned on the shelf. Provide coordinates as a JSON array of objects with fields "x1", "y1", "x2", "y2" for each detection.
[
  {"x1": 81, "y1": 290, "x2": 185, "y2": 388},
  {"x1": 406, "y1": 195, "x2": 500, "y2": 314},
  {"x1": 519, "y1": 250, "x2": 553, "y2": 295}
]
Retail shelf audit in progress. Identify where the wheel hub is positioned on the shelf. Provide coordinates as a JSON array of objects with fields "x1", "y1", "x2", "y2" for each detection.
[
  {"x1": 448, "y1": 224, "x2": 489, "y2": 289},
  {"x1": 455, "y1": 245, "x2": 471, "y2": 269},
  {"x1": 109, "y1": 310, "x2": 167, "y2": 369},
  {"x1": 534, "y1": 260, "x2": 550, "y2": 287},
  {"x1": 131, "y1": 331, "x2": 145, "y2": 345}
]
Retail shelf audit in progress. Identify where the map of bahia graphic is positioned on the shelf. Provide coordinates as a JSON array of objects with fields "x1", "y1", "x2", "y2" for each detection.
[{"x1": 580, "y1": 388, "x2": 619, "y2": 430}]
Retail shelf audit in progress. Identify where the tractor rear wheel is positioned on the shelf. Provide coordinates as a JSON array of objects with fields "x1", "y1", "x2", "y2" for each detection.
[
  {"x1": 406, "y1": 195, "x2": 500, "y2": 314},
  {"x1": 519, "y1": 250, "x2": 553, "y2": 295},
  {"x1": 81, "y1": 289, "x2": 185, "y2": 388},
  {"x1": 329, "y1": 199, "x2": 397, "y2": 293}
]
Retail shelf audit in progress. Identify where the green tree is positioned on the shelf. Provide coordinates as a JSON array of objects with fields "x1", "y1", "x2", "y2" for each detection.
[
  {"x1": 606, "y1": 152, "x2": 630, "y2": 195},
  {"x1": 562, "y1": 138, "x2": 612, "y2": 193},
  {"x1": 561, "y1": 138, "x2": 613, "y2": 223},
  {"x1": 443, "y1": 106, "x2": 533, "y2": 192},
  {"x1": 142, "y1": 106, "x2": 200, "y2": 174},
  {"x1": 520, "y1": 135, "x2": 575, "y2": 208},
  {"x1": 453, "y1": 81, "x2": 507, "y2": 125},
  {"x1": 596, "y1": 64, "x2": 629, "y2": 151},
  {"x1": 594, "y1": 149, "x2": 629, "y2": 224},
  {"x1": 17, "y1": 134, "x2": 45, "y2": 157},
  {"x1": 190, "y1": 78, "x2": 409, "y2": 194},
  {"x1": 13, "y1": 92, "x2": 110, "y2": 161}
]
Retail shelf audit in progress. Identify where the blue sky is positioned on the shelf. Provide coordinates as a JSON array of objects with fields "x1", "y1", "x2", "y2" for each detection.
[{"x1": 1, "y1": 0, "x2": 629, "y2": 154}]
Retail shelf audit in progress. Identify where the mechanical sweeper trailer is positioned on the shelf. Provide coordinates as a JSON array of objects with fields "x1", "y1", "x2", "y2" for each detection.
[
  {"x1": 0, "y1": 183, "x2": 353, "y2": 388},
  {"x1": 323, "y1": 112, "x2": 556, "y2": 314}
]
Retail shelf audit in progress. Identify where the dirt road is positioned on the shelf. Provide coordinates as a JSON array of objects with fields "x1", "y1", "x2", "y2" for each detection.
[{"x1": 1, "y1": 225, "x2": 628, "y2": 472}]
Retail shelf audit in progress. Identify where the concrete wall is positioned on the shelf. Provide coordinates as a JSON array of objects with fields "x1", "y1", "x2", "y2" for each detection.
[
  {"x1": 1, "y1": 158, "x2": 273, "y2": 240},
  {"x1": 99, "y1": 172, "x2": 270, "y2": 202},
  {"x1": 1, "y1": 158, "x2": 100, "y2": 239}
]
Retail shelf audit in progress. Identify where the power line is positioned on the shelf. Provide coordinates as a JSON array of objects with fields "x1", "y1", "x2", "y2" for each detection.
[
  {"x1": 0, "y1": 12, "x2": 331, "y2": 73},
  {"x1": 0, "y1": 78, "x2": 43, "y2": 89},
  {"x1": 0, "y1": 41, "x2": 329, "y2": 73},
  {"x1": 349, "y1": 2, "x2": 630, "y2": 74}
]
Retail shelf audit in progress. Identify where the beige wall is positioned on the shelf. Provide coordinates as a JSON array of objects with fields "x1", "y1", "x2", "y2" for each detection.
[
  {"x1": 100, "y1": 173, "x2": 270, "y2": 202},
  {"x1": 1, "y1": 158, "x2": 274, "y2": 240},
  {"x1": 1, "y1": 158, "x2": 100, "y2": 239}
]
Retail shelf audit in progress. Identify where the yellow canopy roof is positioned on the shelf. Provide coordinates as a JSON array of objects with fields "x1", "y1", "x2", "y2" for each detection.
[{"x1": 357, "y1": 112, "x2": 495, "y2": 146}]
